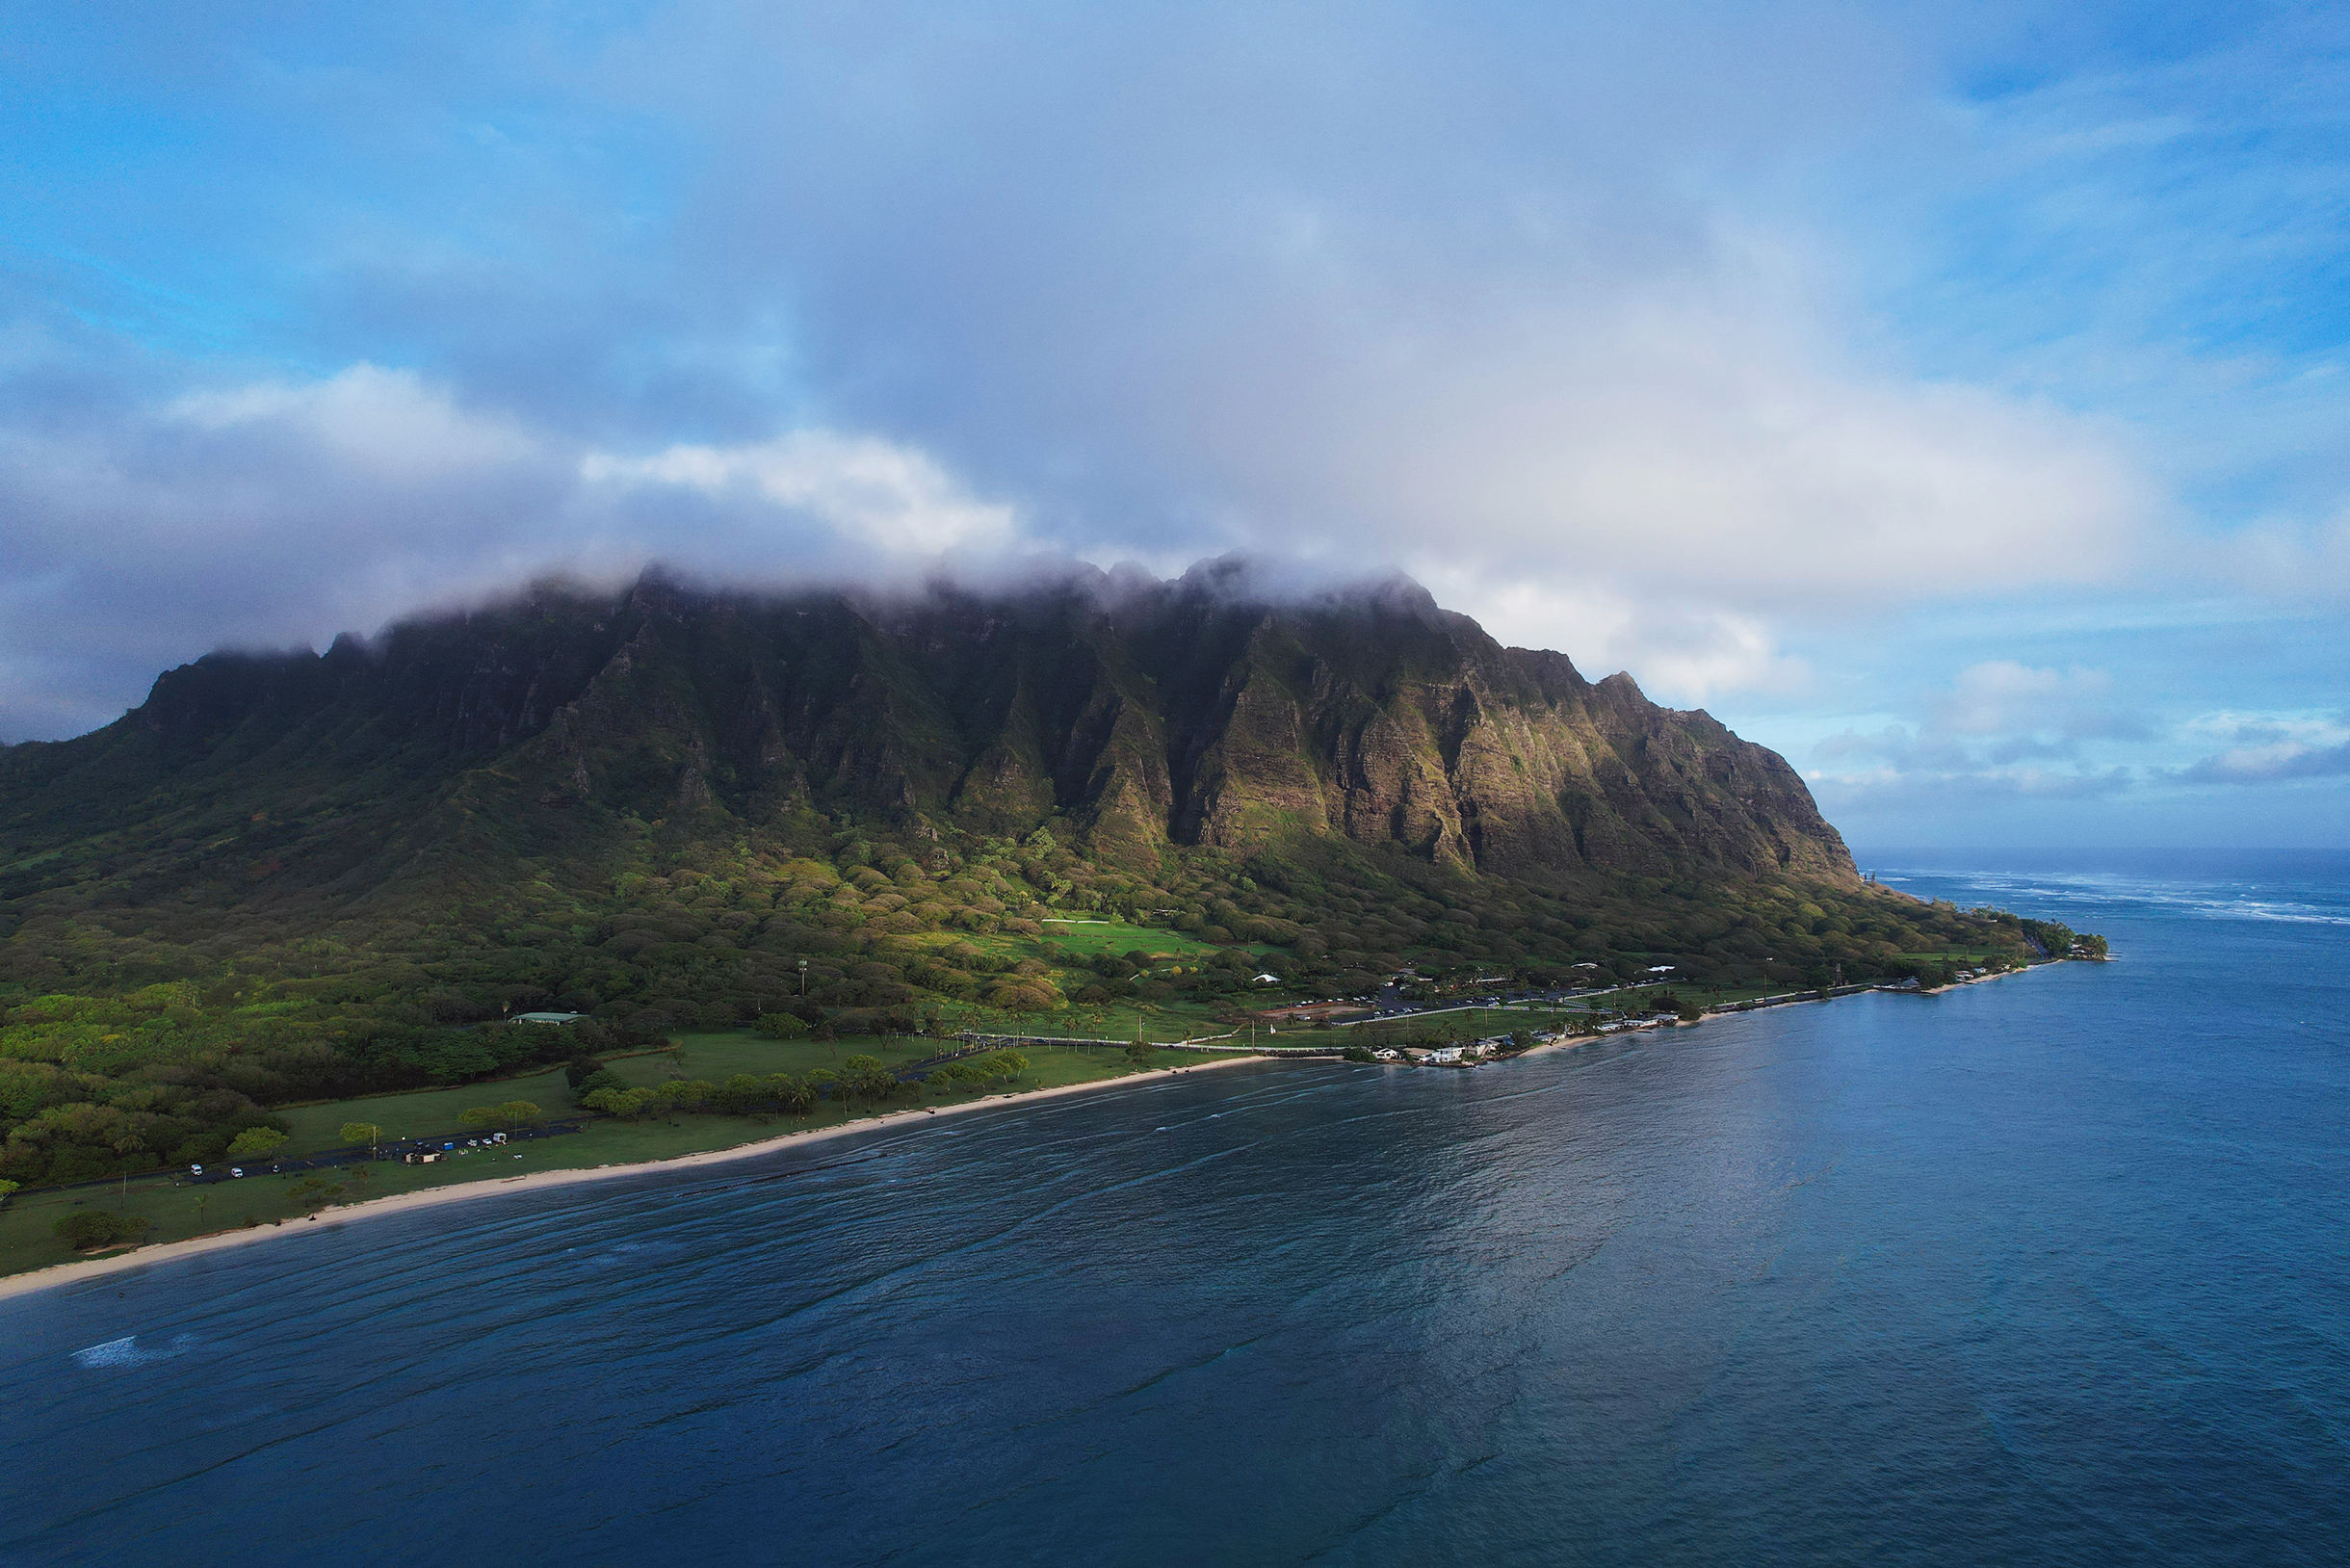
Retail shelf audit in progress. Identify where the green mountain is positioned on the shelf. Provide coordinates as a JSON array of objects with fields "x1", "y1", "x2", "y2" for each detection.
[
  {"x1": 0, "y1": 560, "x2": 2083, "y2": 1188},
  {"x1": 4, "y1": 559, "x2": 1851, "y2": 888}
]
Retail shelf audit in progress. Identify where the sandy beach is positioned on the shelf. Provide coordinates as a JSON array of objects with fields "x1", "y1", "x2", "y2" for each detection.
[
  {"x1": 4, "y1": 970, "x2": 2072, "y2": 1302},
  {"x1": 1514, "y1": 1029, "x2": 1604, "y2": 1058},
  {"x1": 0, "y1": 1052, "x2": 1274, "y2": 1303}
]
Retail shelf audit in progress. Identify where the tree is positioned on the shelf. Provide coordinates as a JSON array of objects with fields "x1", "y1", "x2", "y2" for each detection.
[
  {"x1": 338, "y1": 1122, "x2": 380, "y2": 1153},
  {"x1": 563, "y1": 1055, "x2": 607, "y2": 1089},
  {"x1": 226, "y1": 1126, "x2": 288, "y2": 1159},
  {"x1": 767, "y1": 1072, "x2": 817, "y2": 1115},
  {"x1": 1124, "y1": 1041, "x2": 1158, "y2": 1068},
  {"x1": 584, "y1": 1086, "x2": 654, "y2": 1119},
  {"x1": 497, "y1": 1101, "x2": 540, "y2": 1128},
  {"x1": 459, "y1": 1107, "x2": 503, "y2": 1130},
  {"x1": 54, "y1": 1210, "x2": 144, "y2": 1249},
  {"x1": 0, "y1": 1178, "x2": 17, "y2": 1207},
  {"x1": 574, "y1": 1068, "x2": 628, "y2": 1098},
  {"x1": 754, "y1": 1012, "x2": 810, "y2": 1039},
  {"x1": 648, "y1": 1081, "x2": 714, "y2": 1119},
  {"x1": 290, "y1": 1176, "x2": 345, "y2": 1209},
  {"x1": 839, "y1": 1055, "x2": 898, "y2": 1103}
]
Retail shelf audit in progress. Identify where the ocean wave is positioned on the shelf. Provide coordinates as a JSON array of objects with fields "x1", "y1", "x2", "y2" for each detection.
[
  {"x1": 1878, "y1": 866, "x2": 2350, "y2": 927},
  {"x1": 70, "y1": 1334, "x2": 193, "y2": 1370}
]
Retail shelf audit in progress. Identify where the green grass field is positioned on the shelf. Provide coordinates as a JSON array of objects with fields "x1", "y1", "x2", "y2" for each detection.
[
  {"x1": 1032, "y1": 919, "x2": 1215, "y2": 958},
  {"x1": 0, "y1": 1035, "x2": 1254, "y2": 1281},
  {"x1": 931, "y1": 994, "x2": 1246, "y2": 1044},
  {"x1": 272, "y1": 1031, "x2": 1043, "y2": 1155}
]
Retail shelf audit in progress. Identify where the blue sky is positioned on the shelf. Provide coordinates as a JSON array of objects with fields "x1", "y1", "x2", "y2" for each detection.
[{"x1": 3, "y1": 1, "x2": 2346, "y2": 847}]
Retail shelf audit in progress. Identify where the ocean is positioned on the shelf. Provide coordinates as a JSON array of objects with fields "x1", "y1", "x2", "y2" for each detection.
[{"x1": 4, "y1": 850, "x2": 2345, "y2": 1565}]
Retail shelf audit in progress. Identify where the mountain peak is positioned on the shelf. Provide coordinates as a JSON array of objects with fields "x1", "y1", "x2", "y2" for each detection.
[{"x1": 4, "y1": 560, "x2": 1854, "y2": 890}]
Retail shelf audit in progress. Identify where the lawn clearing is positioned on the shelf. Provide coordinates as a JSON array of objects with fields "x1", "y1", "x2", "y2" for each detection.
[
  {"x1": 933, "y1": 998, "x2": 1242, "y2": 1044},
  {"x1": 1032, "y1": 919, "x2": 1217, "y2": 959},
  {"x1": 275, "y1": 1068, "x2": 580, "y2": 1154}
]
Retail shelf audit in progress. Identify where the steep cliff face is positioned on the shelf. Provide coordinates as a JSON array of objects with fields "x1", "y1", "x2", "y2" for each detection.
[
  {"x1": 0, "y1": 562, "x2": 1856, "y2": 891},
  {"x1": 1103, "y1": 569, "x2": 1852, "y2": 881}
]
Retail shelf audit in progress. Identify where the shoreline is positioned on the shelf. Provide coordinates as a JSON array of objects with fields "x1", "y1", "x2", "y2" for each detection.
[
  {"x1": 1515, "y1": 958, "x2": 2051, "y2": 1055},
  {"x1": 6, "y1": 963, "x2": 2081, "y2": 1302},
  {"x1": 0, "y1": 1053, "x2": 1271, "y2": 1304},
  {"x1": 1514, "y1": 1032, "x2": 1601, "y2": 1058}
]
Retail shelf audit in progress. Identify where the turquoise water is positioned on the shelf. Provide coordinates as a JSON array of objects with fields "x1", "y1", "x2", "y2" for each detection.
[{"x1": 5, "y1": 851, "x2": 2346, "y2": 1564}]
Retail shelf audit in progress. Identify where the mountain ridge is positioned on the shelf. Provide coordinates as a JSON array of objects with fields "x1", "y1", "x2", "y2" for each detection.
[
  {"x1": 0, "y1": 560, "x2": 2092, "y2": 1193},
  {"x1": 3, "y1": 559, "x2": 1854, "y2": 895}
]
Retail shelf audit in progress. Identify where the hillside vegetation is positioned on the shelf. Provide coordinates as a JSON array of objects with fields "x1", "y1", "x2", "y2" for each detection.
[{"x1": 0, "y1": 562, "x2": 2100, "y2": 1189}]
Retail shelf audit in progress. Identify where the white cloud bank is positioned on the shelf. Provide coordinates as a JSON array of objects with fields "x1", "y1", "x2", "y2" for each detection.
[
  {"x1": 0, "y1": 363, "x2": 1035, "y2": 737},
  {"x1": 5, "y1": 0, "x2": 2344, "y2": 829},
  {"x1": 1804, "y1": 661, "x2": 2155, "y2": 818},
  {"x1": 2176, "y1": 713, "x2": 2350, "y2": 784},
  {"x1": 582, "y1": 431, "x2": 1018, "y2": 557}
]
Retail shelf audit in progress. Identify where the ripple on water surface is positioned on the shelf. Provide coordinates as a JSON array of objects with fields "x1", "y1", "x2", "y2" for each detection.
[{"x1": 4, "y1": 853, "x2": 2347, "y2": 1566}]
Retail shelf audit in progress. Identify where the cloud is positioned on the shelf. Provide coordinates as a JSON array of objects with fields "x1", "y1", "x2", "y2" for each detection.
[
  {"x1": 582, "y1": 431, "x2": 1018, "y2": 557},
  {"x1": 1802, "y1": 660, "x2": 2158, "y2": 815},
  {"x1": 0, "y1": 0, "x2": 2176, "y2": 734},
  {"x1": 1812, "y1": 764, "x2": 2134, "y2": 818},
  {"x1": 2180, "y1": 741, "x2": 2350, "y2": 784},
  {"x1": 169, "y1": 364, "x2": 538, "y2": 476},
  {"x1": 2175, "y1": 712, "x2": 2350, "y2": 784},
  {"x1": 490, "y1": 0, "x2": 2164, "y2": 700},
  {"x1": 1934, "y1": 661, "x2": 2154, "y2": 742},
  {"x1": 1421, "y1": 575, "x2": 1811, "y2": 704},
  {"x1": 0, "y1": 358, "x2": 1032, "y2": 738},
  {"x1": 5, "y1": 0, "x2": 2347, "y2": 823}
]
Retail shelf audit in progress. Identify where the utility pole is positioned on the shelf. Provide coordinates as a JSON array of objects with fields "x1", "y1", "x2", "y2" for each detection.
[{"x1": 798, "y1": 958, "x2": 809, "y2": 996}]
